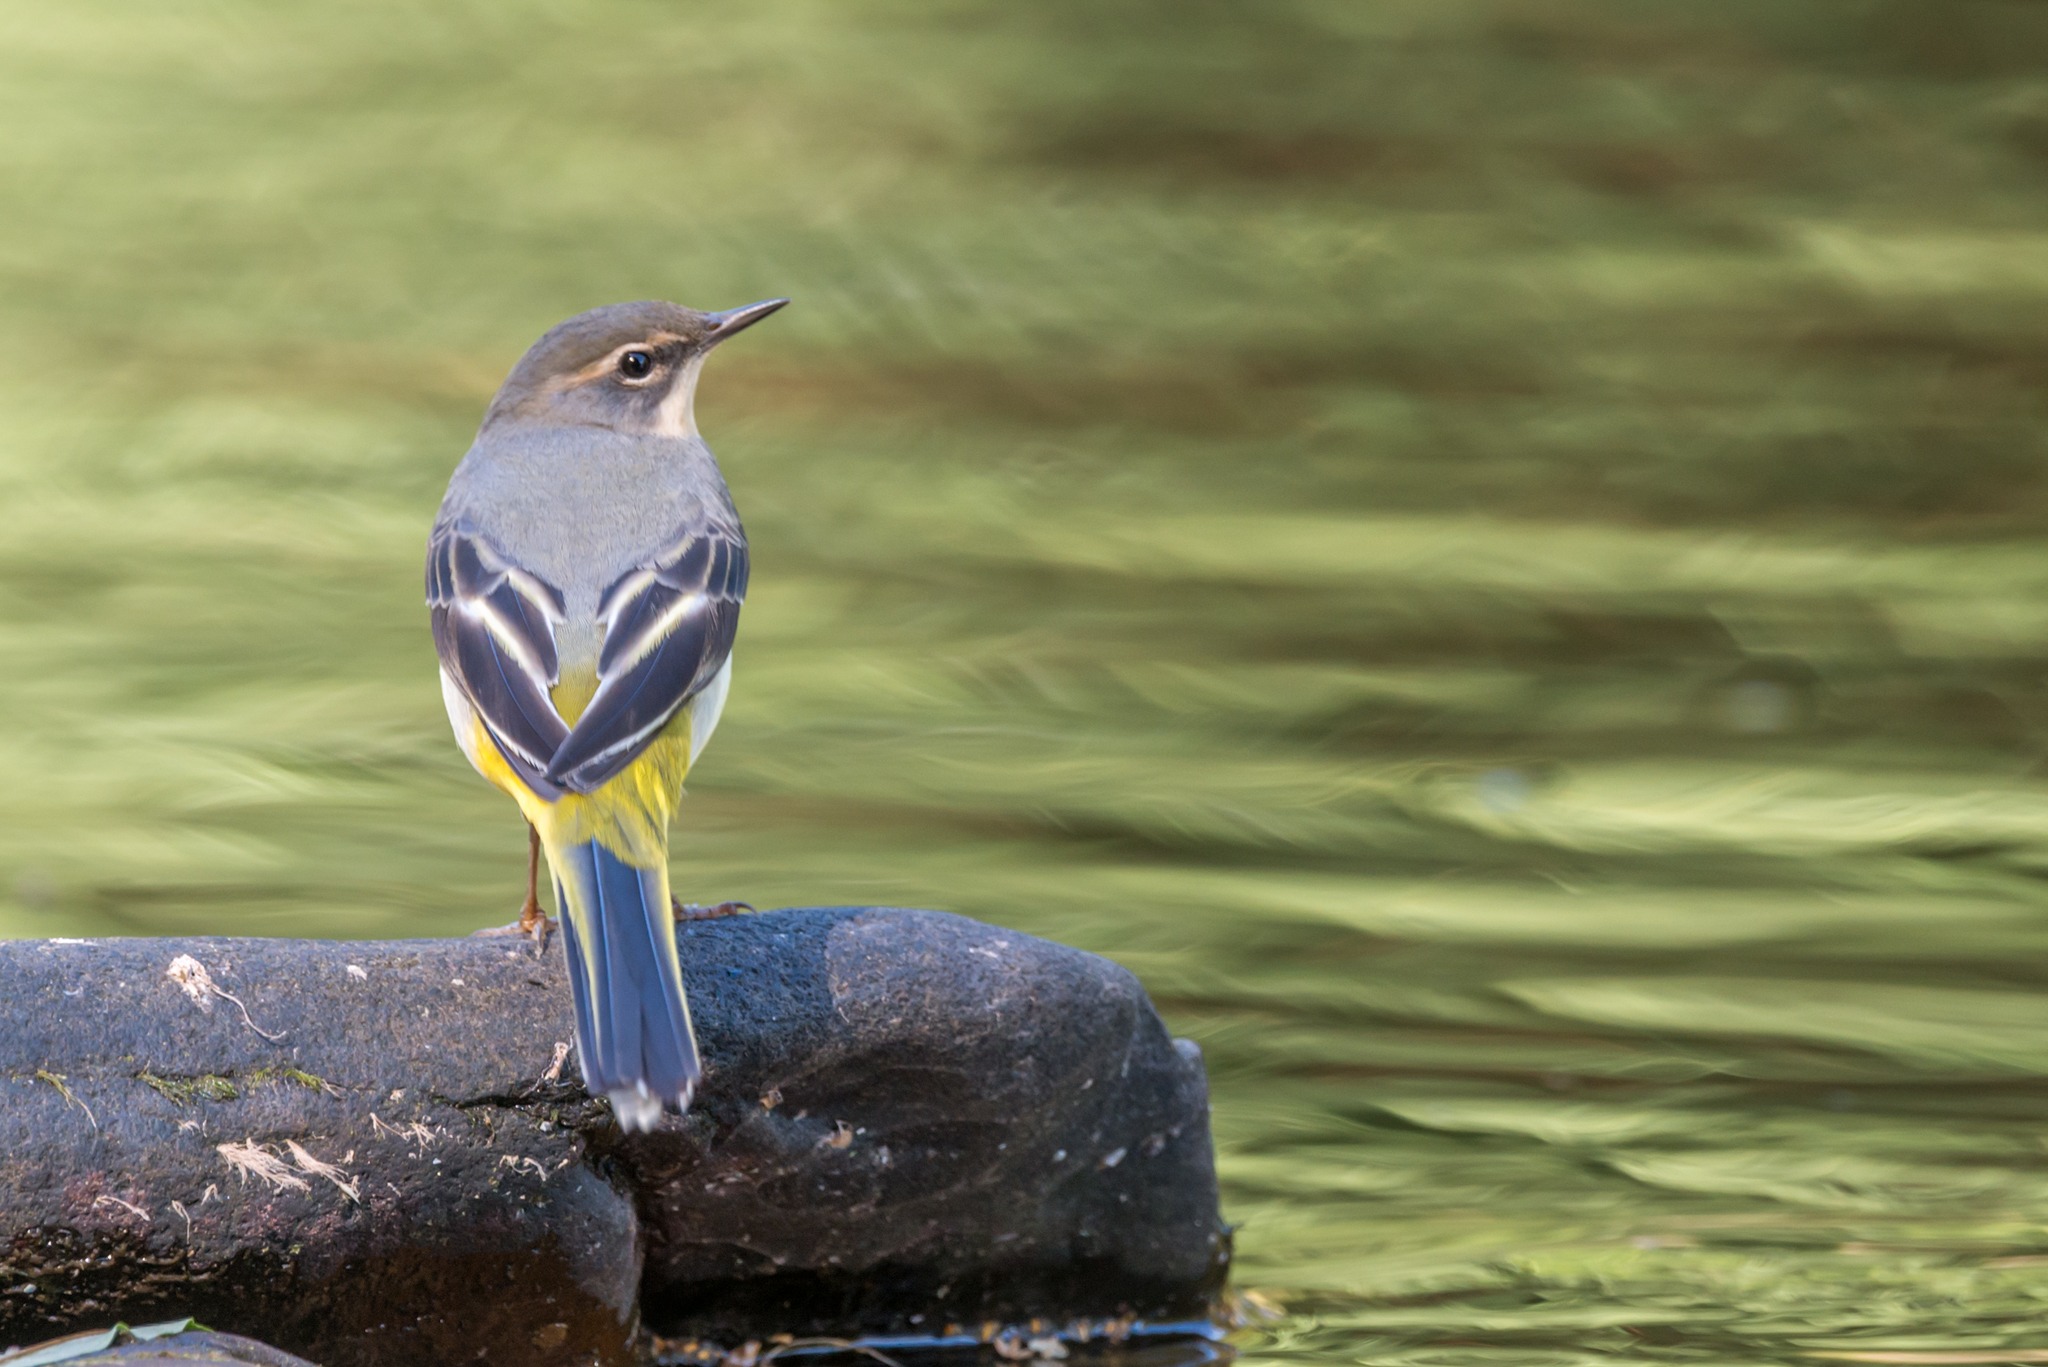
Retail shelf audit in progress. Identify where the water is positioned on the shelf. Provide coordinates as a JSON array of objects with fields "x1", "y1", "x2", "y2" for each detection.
[{"x1": 8, "y1": 2, "x2": 2048, "y2": 1363}]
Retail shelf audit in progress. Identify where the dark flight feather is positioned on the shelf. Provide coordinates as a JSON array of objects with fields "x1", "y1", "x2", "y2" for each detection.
[
  {"x1": 426, "y1": 521, "x2": 571, "y2": 800},
  {"x1": 548, "y1": 520, "x2": 747, "y2": 793},
  {"x1": 427, "y1": 517, "x2": 747, "y2": 800}
]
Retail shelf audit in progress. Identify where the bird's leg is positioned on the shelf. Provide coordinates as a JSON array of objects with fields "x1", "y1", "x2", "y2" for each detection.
[
  {"x1": 473, "y1": 825, "x2": 557, "y2": 948},
  {"x1": 672, "y1": 897, "x2": 755, "y2": 922},
  {"x1": 518, "y1": 825, "x2": 556, "y2": 940}
]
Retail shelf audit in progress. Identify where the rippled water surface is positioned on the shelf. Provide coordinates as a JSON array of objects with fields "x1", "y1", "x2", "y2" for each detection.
[{"x1": 9, "y1": 3, "x2": 2048, "y2": 1363}]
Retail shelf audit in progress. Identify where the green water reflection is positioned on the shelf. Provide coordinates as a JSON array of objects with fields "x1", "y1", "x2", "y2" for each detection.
[{"x1": 8, "y1": 2, "x2": 2048, "y2": 1363}]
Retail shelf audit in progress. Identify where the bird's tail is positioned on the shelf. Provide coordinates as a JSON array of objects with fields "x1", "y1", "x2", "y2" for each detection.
[{"x1": 548, "y1": 838, "x2": 700, "y2": 1131}]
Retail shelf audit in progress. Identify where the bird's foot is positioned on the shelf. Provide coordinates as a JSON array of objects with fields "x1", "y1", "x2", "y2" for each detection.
[
  {"x1": 672, "y1": 898, "x2": 755, "y2": 922},
  {"x1": 473, "y1": 897, "x2": 558, "y2": 950}
]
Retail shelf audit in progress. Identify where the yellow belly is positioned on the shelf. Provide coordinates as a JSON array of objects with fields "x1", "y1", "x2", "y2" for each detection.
[{"x1": 469, "y1": 670, "x2": 693, "y2": 868}]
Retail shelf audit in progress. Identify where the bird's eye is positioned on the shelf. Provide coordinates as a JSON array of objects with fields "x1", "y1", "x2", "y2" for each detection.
[{"x1": 618, "y1": 350, "x2": 654, "y2": 380}]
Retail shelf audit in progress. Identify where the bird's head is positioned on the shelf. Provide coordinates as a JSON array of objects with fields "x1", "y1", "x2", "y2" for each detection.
[{"x1": 480, "y1": 297, "x2": 788, "y2": 438}]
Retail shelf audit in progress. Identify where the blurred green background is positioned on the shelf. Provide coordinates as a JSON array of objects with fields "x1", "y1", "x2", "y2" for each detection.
[{"x1": 9, "y1": 1, "x2": 2048, "y2": 1362}]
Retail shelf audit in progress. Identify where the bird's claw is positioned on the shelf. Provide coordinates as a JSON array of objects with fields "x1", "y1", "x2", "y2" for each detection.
[
  {"x1": 473, "y1": 826, "x2": 555, "y2": 955},
  {"x1": 473, "y1": 901, "x2": 558, "y2": 953}
]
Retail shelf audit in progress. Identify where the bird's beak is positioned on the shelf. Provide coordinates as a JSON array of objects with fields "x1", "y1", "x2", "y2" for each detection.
[{"x1": 703, "y1": 298, "x2": 789, "y2": 348}]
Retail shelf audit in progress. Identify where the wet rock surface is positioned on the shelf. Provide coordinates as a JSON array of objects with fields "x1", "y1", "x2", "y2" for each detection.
[
  {"x1": 5, "y1": 1322, "x2": 317, "y2": 1365},
  {"x1": 0, "y1": 908, "x2": 1226, "y2": 1366}
]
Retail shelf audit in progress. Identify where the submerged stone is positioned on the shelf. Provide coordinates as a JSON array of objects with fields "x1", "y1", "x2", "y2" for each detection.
[
  {"x1": 0, "y1": 908, "x2": 1227, "y2": 1366},
  {"x1": 3, "y1": 1321, "x2": 316, "y2": 1365}
]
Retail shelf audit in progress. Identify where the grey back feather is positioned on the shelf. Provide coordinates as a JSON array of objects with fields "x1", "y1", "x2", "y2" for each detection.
[{"x1": 439, "y1": 425, "x2": 735, "y2": 613}]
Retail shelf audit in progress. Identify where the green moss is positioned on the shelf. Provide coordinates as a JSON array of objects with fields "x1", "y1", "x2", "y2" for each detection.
[
  {"x1": 35, "y1": 1069, "x2": 96, "y2": 1127},
  {"x1": 137, "y1": 1071, "x2": 239, "y2": 1105},
  {"x1": 243, "y1": 1067, "x2": 339, "y2": 1096},
  {"x1": 135, "y1": 1067, "x2": 339, "y2": 1104}
]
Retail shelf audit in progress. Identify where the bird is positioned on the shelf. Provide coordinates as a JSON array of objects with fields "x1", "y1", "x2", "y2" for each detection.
[{"x1": 426, "y1": 297, "x2": 786, "y2": 1131}]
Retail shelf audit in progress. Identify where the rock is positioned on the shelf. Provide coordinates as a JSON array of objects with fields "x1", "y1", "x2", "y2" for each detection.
[
  {"x1": 3, "y1": 1320, "x2": 316, "y2": 1365},
  {"x1": 0, "y1": 909, "x2": 1227, "y2": 1366},
  {"x1": 621, "y1": 909, "x2": 1225, "y2": 1341},
  {"x1": 56, "y1": 1343, "x2": 309, "y2": 1367}
]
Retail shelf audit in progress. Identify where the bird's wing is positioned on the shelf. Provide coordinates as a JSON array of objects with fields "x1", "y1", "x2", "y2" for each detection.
[
  {"x1": 545, "y1": 516, "x2": 749, "y2": 795},
  {"x1": 427, "y1": 519, "x2": 572, "y2": 800}
]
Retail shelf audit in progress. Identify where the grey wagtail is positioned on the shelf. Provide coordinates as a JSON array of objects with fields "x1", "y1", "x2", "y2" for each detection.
[{"x1": 427, "y1": 297, "x2": 786, "y2": 1130}]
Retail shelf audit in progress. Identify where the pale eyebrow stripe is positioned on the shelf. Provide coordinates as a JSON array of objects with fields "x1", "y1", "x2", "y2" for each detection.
[{"x1": 550, "y1": 332, "x2": 692, "y2": 389}]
